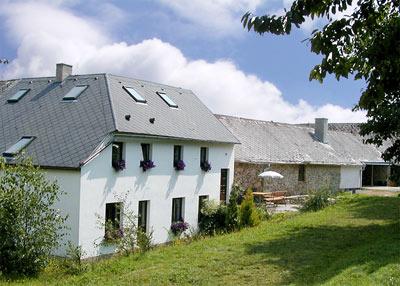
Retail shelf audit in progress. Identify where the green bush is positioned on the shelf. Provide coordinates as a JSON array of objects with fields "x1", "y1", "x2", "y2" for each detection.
[
  {"x1": 136, "y1": 229, "x2": 153, "y2": 253},
  {"x1": 225, "y1": 187, "x2": 240, "y2": 231},
  {"x1": 0, "y1": 157, "x2": 67, "y2": 276},
  {"x1": 239, "y1": 189, "x2": 261, "y2": 227},
  {"x1": 301, "y1": 189, "x2": 332, "y2": 212},
  {"x1": 61, "y1": 242, "x2": 87, "y2": 275},
  {"x1": 198, "y1": 200, "x2": 227, "y2": 235}
]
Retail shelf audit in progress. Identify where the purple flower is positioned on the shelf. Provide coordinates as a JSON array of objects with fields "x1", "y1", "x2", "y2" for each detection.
[
  {"x1": 175, "y1": 160, "x2": 186, "y2": 171},
  {"x1": 171, "y1": 221, "x2": 189, "y2": 235},
  {"x1": 112, "y1": 159, "x2": 126, "y2": 171},
  {"x1": 200, "y1": 161, "x2": 211, "y2": 172},
  {"x1": 140, "y1": 160, "x2": 156, "y2": 171}
]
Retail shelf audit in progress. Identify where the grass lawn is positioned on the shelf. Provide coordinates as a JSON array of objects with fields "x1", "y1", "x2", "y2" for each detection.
[{"x1": 1, "y1": 195, "x2": 399, "y2": 285}]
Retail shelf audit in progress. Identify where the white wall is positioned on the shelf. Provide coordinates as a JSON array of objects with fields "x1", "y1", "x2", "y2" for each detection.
[
  {"x1": 340, "y1": 166, "x2": 362, "y2": 189},
  {"x1": 44, "y1": 169, "x2": 81, "y2": 256},
  {"x1": 79, "y1": 138, "x2": 235, "y2": 257}
]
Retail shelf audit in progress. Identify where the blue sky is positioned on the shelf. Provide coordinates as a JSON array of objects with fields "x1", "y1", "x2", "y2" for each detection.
[{"x1": 0, "y1": 0, "x2": 365, "y2": 122}]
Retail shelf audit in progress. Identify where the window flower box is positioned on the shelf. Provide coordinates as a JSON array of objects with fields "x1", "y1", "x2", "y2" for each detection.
[
  {"x1": 200, "y1": 161, "x2": 211, "y2": 172},
  {"x1": 170, "y1": 221, "x2": 189, "y2": 236},
  {"x1": 140, "y1": 160, "x2": 155, "y2": 171},
  {"x1": 174, "y1": 160, "x2": 186, "y2": 171},
  {"x1": 112, "y1": 159, "x2": 126, "y2": 171}
]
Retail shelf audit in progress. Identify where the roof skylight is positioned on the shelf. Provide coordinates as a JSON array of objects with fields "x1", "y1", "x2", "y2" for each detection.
[
  {"x1": 63, "y1": 85, "x2": 88, "y2": 101},
  {"x1": 3, "y1": 137, "x2": 35, "y2": 157},
  {"x1": 157, "y1": 91, "x2": 178, "y2": 108},
  {"x1": 123, "y1": 86, "x2": 147, "y2": 103},
  {"x1": 7, "y1": 89, "x2": 30, "y2": 103}
]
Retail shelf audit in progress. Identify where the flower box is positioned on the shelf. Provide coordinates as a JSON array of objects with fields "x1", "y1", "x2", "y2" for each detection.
[
  {"x1": 170, "y1": 221, "x2": 189, "y2": 235},
  {"x1": 200, "y1": 161, "x2": 211, "y2": 172},
  {"x1": 112, "y1": 159, "x2": 126, "y2": 171},
  {"x1": 140, "y1": 160, "x2": 156, "y2": 171},
  {"x1": 174, "y1": 160, "x2": 186, "y2": 171}
]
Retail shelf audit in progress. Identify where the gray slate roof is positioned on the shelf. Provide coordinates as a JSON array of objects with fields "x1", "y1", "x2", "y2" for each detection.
[
  {"x1": 0, "y1": 74, "x2": 238, "y2": 168},
  {"x1": 217, "y1": 114, "x2": 387, "y2": 165}
]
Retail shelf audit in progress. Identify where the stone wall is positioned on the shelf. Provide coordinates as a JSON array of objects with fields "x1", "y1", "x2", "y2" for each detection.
[{"x1": 234, "y1": 162, "x2": 340, "y2": 195}]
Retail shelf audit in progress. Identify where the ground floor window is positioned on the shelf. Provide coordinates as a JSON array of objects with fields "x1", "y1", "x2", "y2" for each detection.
[
  {"x1": 138, "y1": 200, "x2": 149, "y2": 232},
  {"x1": 198, "y1": 195, "x2": 209, "y2": 222},
  {"x1": 105, "y1": 202, "x2": 122, "y2": 240},
  {"x1": 172, "y1": 198, "x2": 184, "y2": 223},
  {"x1": 220, "y1": 169, "x2": 229, "y2": 203}
]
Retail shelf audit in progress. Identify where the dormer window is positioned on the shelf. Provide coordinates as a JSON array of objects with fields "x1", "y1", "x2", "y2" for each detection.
[
  {"x1": 7, "y1": 89, "x2": 30, "y2": 103},
  {"x1": 62, "y1": 85, "x2": 88, "y2": 101},
  {"x1": 123, "y1": 86, "x2": 146, "y2": 103},
  {"x1": 3, "y1": 136, "x2": 35, "y2": 157},
  {"x1": 157, "y1": 91, "x2": 178, "y2": 108}
]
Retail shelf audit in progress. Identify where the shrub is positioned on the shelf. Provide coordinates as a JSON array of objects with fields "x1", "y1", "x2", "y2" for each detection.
[
  {"x1": 198, "y1": 200, "x2": 227, "y2": 235},
  {"x1": 136, "y1": 229, "x2": 153, "y2": 253},
  {"x1": 0, "y1": 157, "x2": 67, "y2": 276},
  {"x1": 225, "y1": 187, "x2": 240, "y2": 231},
  {"x1": 239, "y1": 189, "x2": 261, "y2": 227},
  {"x1": 61, "y1": 242, "x2": 87, "y2": 275},
  {"x1": 301, "y1": 189, "x2": 332, "y2": 212}
]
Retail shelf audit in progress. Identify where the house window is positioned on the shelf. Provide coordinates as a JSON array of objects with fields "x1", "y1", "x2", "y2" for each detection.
[
  {"x1": 3, "y1": 136, "x2": 35, "y2": 157},
  {"x1": 200, "y1": 147, "x2": 208, "y2": 166},
  {"x1": 220, "y1": 169, "x2": 229, "y2": 203},
  {"x1": 171, "y1": 198, "x2": 184, "y2": 223},
  {"x1": 198, "y1": 195, "x2": 209, "y2": 223},
  {"x1": 141, "y1": 143, "x2": 151, "y2": 161},
  {"x1": 111, "y1": 142, "x2": 124, "y2": 169},
  {"x1": 298, "y1": 165, "x2": 306, "y2": 182},
  {"x1": 62, "y1": 85, "x2": 88, "y2": 101},
  {"x1": 7, "y1": 89, "x2": 30, "y2": 103},
  {"x1": 123, "y1": 86, "x2": 146, "y2": 103},
  {"x1": 138, "y1": 200, "x2": 149, "y2": 233},
  {"x1": 157, "y1": 91, "x2": 178, "y2": 108},
  {"x1": 173, "y1": 145, "x2": 183, "y2": 167},
  {"x1": 105, "y1": 202, "x2": 122, "y2": 239}
]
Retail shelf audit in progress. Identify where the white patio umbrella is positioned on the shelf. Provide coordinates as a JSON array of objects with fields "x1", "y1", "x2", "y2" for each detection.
[{"x1": 258, "y1": 171, "x2": 284, "y2": 179}]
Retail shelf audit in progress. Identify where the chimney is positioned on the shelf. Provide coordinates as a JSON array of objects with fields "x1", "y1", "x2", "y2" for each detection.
[
  {"x1": 56, "y1": 63, "x2": 72, "y2": 82},
  {"x1": 315, "y1": 118, "x2": 328, "y2": 143}
]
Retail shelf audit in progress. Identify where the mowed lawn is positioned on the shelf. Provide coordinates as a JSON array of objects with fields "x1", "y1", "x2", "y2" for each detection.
[{"x1": 2, "y1": 195, "x2": 399, "y2": 285}]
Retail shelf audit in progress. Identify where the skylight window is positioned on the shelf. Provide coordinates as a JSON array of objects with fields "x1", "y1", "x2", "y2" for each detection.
[
  {"x1": 62, "y1": 85, "x2": 88, "y2": 101},
  {"x1": 3, "y1": 137, "x2": 34, "y2": 157},
  {"x1": 7, "y1": 89, "x2": 30, "y2": 103},
  {"x1": 157, "y1": 91, "x2": 178, "y2": 108},
  {"x1": 123, "y1": 86, "x2": 146, "y2": 103}
]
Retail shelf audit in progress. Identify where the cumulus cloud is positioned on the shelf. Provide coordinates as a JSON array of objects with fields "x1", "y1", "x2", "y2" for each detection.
[
  {"x1": 158, "y1": 0, "x2": 263, "y2": 36},
  {"x1": 0, "y1": 1, "x2": 365, "y2": 123}
]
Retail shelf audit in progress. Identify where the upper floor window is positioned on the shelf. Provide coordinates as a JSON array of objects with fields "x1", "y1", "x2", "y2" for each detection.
[
  {"x1": 298, "y1": 164, "x2": 306, "y2": 182},
  {"x1": 63, "y1": 85, "x2": 88, "y2": 101},
  {"x1": 157, "y1": 91, "x2": 178, "y2": 108},
  {"x1": 123, "y1": 86, "x2": 147, "y2": 103},
  {"x1": 7, "y1": 89, "x2": 30, "y2": 103},
  {"x1": 200, "y1": 147, "x2": 208, "y2": 165},
  {"x1": 112, "y1": 142, "x2": 125, "y2": 171},
  {"x1": 141, "y1": 143, "x2": 151, "y2": 161},
  {"x1": 173, "y1": 145, "x2": 183, "y2": 167},
  {"x1": 3, "y1": 136, "x2": 35, "y2": 157}
]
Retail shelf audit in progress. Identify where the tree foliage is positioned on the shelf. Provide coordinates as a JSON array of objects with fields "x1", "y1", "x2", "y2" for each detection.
[
  {"x1": 0, "y1": 157, "x2": 66, "y2": 276},
  {"x1": 242, "y1": 0, "x2": 400, "y2": 163}
]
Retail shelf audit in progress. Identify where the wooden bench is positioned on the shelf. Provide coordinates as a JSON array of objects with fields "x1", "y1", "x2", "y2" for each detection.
[{"x1": 253, "y1": 191, "x2": 287, "y2": 205}]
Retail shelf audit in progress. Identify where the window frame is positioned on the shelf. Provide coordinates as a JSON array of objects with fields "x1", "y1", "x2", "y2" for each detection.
[
  {"x1": 198, "y1": 195, "x2": 209, "y2": 223},
  {"x1": 105, "y1": 202, "x2": 122, "y2": 234},
  {"x1": 173, "y1": 145, "x2": 183, "y2": 167},
  {"x1": 200, "y1": 147, "x2": 208, "y2": 165},
  {"x1": 62, "y1": 85, "x2": 88, "y2": 101},
  {"x1": 157, "y1": 91, "x2": 178, "y2": 108},
  {"x1": 298, "y1": 164, "x2": 306, "y2": 182},
  {"x1": 111, "y1": 142, "x2": 124, "y2": 166},
  {"x1": 141, "y1": 143, "x2": 151, "y2": 161},
  {"x1": 171, "y1": 197, "x2": 184, "y2": 223},
  {"x1": 7, "y1": 89, "x2": 30, "y2": 103},
  {"x1": 2, "y1": 136, "x2": 35, "y2": 157},
  {"x1": 138, "y1": 200, "x2": 149, "y2": 233},
  {"x1": 123, "y1": 86, "x2": 147, "y2": 103}
]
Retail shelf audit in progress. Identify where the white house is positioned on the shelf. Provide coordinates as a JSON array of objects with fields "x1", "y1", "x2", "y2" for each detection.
[{"x1": 0, "y1": 64, "x2": 239, "y2": 258}]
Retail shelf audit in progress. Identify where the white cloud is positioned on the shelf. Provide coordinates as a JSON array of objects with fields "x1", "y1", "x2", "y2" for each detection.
[
  {"x1": 0, "y1": 1, "x2": 365, "y2": 123},
  {"x1": 157, "y1": 0, "x2": 263, "y2": 36}
]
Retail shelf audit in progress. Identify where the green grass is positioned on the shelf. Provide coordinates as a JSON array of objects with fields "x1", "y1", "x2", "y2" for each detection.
[{"x1": 1, "y1": 195, "x2": 399, "y2": 285}]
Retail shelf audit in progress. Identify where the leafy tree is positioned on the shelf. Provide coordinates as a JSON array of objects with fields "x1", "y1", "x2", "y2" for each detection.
[
  {"x1": 0, "y1": 157, "x2": 67, "y2": 276},
  {"x1": 242, "y1": 0, "x2": 400, "y2": 163}
]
